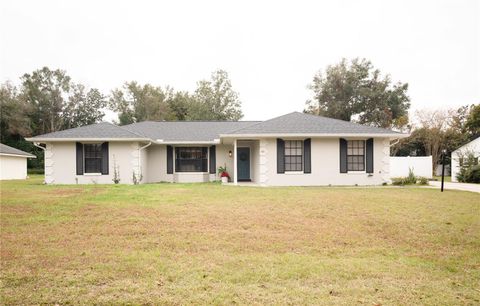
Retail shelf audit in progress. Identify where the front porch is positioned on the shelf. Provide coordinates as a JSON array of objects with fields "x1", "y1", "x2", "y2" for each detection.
[
  {"x1": 227, "y1": 138, "x2": 263, "y2": 186},
  {"x1": 222, "y1": 181, "x2": 262, "y2": 187}
]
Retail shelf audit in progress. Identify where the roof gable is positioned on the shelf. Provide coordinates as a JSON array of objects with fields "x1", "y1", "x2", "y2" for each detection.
[
  {"x1": 225, "y1": 112, "x2": 403, "y2": 136},
  {"x1": 452, "y1": 136, "x2": 480, "y2": 153}
]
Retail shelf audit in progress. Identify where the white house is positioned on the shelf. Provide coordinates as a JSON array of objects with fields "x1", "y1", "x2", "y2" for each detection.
[
  {"x1": 25, "y1": 112, "x2": 408, "y2": 186},
  {"x1": 0, "y1": 143, "x2": 36, "y2": 180},
  {"x1": 451, "y1": 136, "x2": 480, "y2": 182}
]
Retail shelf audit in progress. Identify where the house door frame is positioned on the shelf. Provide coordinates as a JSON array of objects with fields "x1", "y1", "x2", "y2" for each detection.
[{"x1": 236, "y1": 147, "x2": 251, "y2": 181}]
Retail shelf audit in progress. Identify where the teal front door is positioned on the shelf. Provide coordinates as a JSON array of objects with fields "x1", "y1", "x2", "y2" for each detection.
[{"x1": 237, "y1": 147, "x2": 250, "y2": 181}]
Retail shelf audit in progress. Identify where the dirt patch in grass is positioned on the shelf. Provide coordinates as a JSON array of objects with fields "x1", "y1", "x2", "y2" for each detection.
[{"x1": 42, "y1": 188, "x2": 85, "y2": 196}]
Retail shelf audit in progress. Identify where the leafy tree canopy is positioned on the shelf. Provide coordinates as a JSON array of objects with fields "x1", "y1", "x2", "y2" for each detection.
[
  {"x1": 192, "y1": 70, "x2": 243, "y2": 121},
  {"x1": 2, "y1": 67, "x2": 108, "y2": 169},
  {"x1": 305, "y1": 58, "x2": 410, "y2": 129},
  {"x1": 109, "y1": 70, "x2": 243, "y2": 124},
  {"x1": 465, "y1": 103, "x2": 480, "y2": 138}
]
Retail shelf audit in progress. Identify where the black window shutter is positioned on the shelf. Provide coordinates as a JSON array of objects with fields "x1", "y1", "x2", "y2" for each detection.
[
  {"x1": 209, "y1": 145, "x2": 216, "y2": 174},
  {"x1": 304, "y1": 138, "x2": 311, "y2": 173},
  {"x1": 277, "y1": 138, "x2": 285, "y2": 174},
  {"x1": 202, "y1": 147, "x2": 208, "y2": 172},
  {"x1": 101, "y1": 142, "x2": 109, "y2": 175},
  {"x1": 167, "y1": 146, "x2": 173, "y2": 174},
  {"x1": 76, "y1": 142, "x2": 84, "y2": 175},
  {"x1": 340, "y1": 138, "x2": 347, "y2": 173},
  {"x1": 366, "y1": 138, "x2": 374, "y2": 173}
]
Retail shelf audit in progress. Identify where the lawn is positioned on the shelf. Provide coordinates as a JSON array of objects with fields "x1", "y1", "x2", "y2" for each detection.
[
  {"x1": 433, "y1": 175, "x2": 452, "y2": 183},
  {"x1": 1, "y1": 176, "x2": 479, "y2": 305}
]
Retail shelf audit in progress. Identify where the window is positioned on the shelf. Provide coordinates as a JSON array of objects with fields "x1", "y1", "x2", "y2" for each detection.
[
  {"x1": 175, "y1": 147, "x2": 208, "y2": 172},
  {"x1": 347, "y1": 140, "x2": 365, "y2": 171},
  {"x1": 84, "y1": 143, "x2": 102, "y2": 173},
  {"x1": 285, "y1": 140, "x2": 303, "y2": 171}
]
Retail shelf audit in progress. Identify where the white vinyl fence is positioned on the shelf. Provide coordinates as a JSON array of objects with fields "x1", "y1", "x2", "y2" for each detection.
[{"x1": 390, "y1": 156, "x2": 433, "y2": 178}]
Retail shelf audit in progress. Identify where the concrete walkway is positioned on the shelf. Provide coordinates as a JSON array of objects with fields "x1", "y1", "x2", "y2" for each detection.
[{"x1": 427, "y1": 181, "x2": 480, "y2": 193}]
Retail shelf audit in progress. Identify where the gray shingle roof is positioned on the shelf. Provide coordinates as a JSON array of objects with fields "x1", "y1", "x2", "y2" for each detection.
[
  {"x1": 0, "y1": 143, "x2": 36, "y2": 158},
  {"x1": 123, "y1": 121, "x2": 261, "y2": 142},
  {"x1": 26, "y1": 122, "x2": 147, "y2": 141},
  {"x1": 225, "y1": 112, "x2": 403, "y2": 135},
  {"x1": 25, "y1": 112, "x2": 405, "y2": 142}
]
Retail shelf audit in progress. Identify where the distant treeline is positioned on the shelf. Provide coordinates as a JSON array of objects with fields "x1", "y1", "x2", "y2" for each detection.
[
  {"x1": 1, "y1": 67, "x2": 243, "y2": 169},
  {"x1": 1, "y1": 59, "x2": 478, "y2": 171}
]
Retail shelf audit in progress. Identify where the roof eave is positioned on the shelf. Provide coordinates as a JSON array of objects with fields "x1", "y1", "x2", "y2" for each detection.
[
  {"x1": 154, "y1": 139, "x2": 221, "y2": 145},
  {"x1": 25, "y1": 137, "x2": 150, "y2": 142},
  {"x1": 219, "y1": 133, "x2": 410, "y2": 139},
  {"x1": 0, "y1": 153, "x2": 36, "y2": 158}
]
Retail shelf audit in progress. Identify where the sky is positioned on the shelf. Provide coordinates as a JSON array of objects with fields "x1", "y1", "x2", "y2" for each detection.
[{"x1": 1, "y1": 0, "x2": 479, "y2": 121}]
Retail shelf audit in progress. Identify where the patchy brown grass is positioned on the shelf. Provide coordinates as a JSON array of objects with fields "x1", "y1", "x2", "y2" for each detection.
[{"x1": 1, "y1": 176, "x2": 479, "y2": 305}]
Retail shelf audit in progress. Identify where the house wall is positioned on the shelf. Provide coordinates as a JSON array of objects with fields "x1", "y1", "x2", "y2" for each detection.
[
  {"x1": 0, "y1": 155, "x2": 28, "y2": 180},
  {"x1": 145, "y1": 145, "x2": 171, "y2": 183},
  {"x1": 251, "y1": 141, "x2": 260, "y2": 184},
  {"x1": 390, "y1": 156, "x2": 433, "y2": 178},
  {"x1": 451, "y1": 137, "x2": 480, "y2": 182},
  {"x1": 236, "y1": 140, "x2": 259, "y2": 182},
  {"x1": 259, "y1": 137, "x2": 390, "y2": 186},
  {"x1": 42, "y1": 137, "x2": 391, "y2": 185},
  {"x1": 44, "y1": 141, "x2": 141, "y2": 184},
  {"x1": 144, "y1": 143, "x2": 235, "y2": 183},
  {"x1": 214, "y1": 144, "x2": 235, "y2": 181}
]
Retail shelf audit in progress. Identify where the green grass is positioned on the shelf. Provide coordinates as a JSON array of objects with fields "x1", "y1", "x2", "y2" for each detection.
[
  {"x1": 1, "y1": 175, "x2": 479, "y2": 304},
  {"x1": 433, "y1": 176, "x2": 452, "y2": 182}
]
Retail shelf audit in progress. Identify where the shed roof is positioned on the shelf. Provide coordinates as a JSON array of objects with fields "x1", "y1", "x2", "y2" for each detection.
[{"x1": 0, "y1": 143, "x2": 36, "y2": 158}]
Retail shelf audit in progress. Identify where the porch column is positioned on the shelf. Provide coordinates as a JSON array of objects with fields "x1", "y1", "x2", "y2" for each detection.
[{"x1": 233, "y1": 138, "x2": 238, "y2": 185}]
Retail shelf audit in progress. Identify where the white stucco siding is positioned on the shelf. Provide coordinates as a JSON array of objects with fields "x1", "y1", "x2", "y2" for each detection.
[
  {"x1": 145, "y1": 145, "x2": 171, "y2": 183},
  {"x1": 41, "y1": 137, "x2": 391, "y2": 185},
  {"x1": 451, "y1": 137, "x2": 480, "y2": 182},
  {"x1": 45, "y1": 142, "x2": 139, "y2": 184},
  {"x1": 251, "y1": 141, "x2": 260, "y2": 184},
  {"x1": 0, "y1": 155, "x2": 28, "y2": 180},
  {"x1": 144, "y1": 144, "x2": 235, "y2": 183},
  {"x1": 263, "y1": 137, "x2": 390, "y2": 186},
  {"x1": 139, "y1": 145, "x2": 148, "y2": 183},
  {"x1": 214, "y1": 144, "x2": 234, "y2": 181}
]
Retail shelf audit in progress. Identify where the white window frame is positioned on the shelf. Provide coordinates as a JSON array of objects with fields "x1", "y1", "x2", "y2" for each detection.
[
  {"x1": 284, "y1": 140, "x2": 304, "y2": 172},
  {"x1": 346, "y1": 139, "x2": 366, "y2": 173},
  {"x1": 83, "y1": 143, "x2": 103, "y2": 175}
]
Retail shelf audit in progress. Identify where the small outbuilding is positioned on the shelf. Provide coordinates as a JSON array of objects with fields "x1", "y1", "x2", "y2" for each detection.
[
  {"x1": 0, "y1": 143, "x2": 36, "y2": 180},
  {"x1": 451, "y1": 137, "x2": 480, "y2": 182}
]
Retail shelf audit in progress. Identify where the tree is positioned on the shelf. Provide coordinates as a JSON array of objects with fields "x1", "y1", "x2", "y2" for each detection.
[
  {"x1": 415, "y1": 110, "x2": 451, "y2": 170},
  {"x1": 0, "y1": 82, "x2": 43, "y2": 169},
  {"x1": 2, "y1": 67, "x2": 110, "y2": 170},
  {"x1": 168, "y1": 91, "x2": 195, "y2": 121},
  {"x1": 465, "y1": 103, "x2": 480, "y2": 138},
  {"x1": 0, "y1": 82, "x2": 32, "y2": 140},
  {"x1": 109, "y1": 70, "x2": 243, "y2": 123},
  {"x1": 109, "y1": 82, "x2": 175, "y2": 124},
  {"x1": 305, "y1": 58, "x2": 410, "y2": 129},
  {"x1": 21, "y1": 67, "x2": 71, "y2": 134},
  {"x1": 392, "y1": 107, "x2": 472, "y2": 170},
  {"x1": 192, "y1": 70, "x2": 243, "y2": 121},
  {"x1": 63, "y1": 84, "x2": 107, "y2": 129}
]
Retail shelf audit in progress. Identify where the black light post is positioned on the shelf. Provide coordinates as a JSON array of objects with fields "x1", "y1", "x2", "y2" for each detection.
[{"x1": 441, "y1": 149, "x2": 446, "y2": 192}]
